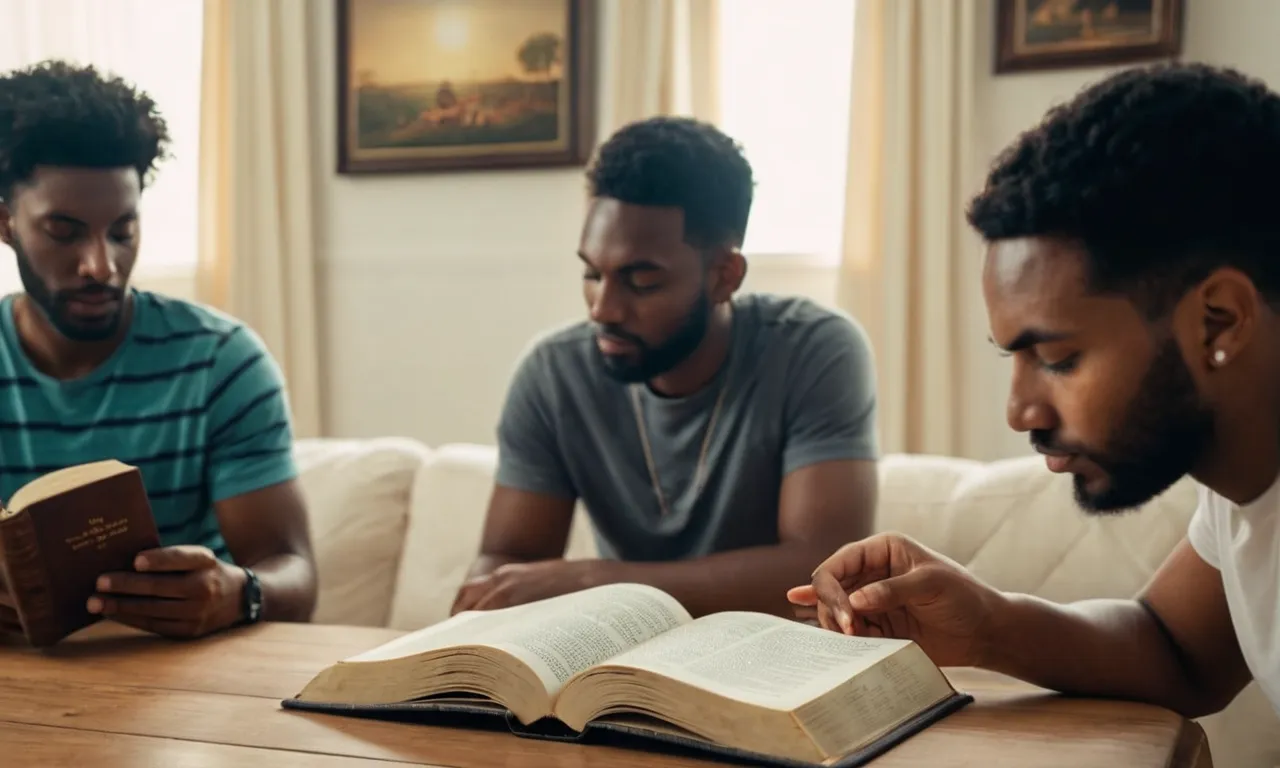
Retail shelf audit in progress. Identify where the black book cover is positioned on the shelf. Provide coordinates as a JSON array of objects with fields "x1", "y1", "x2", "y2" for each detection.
[{"x1": 281, "y1": 691, "x2": 974, "y2": 767}]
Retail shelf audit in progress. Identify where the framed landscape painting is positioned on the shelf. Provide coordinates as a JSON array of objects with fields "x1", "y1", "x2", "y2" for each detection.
[
  {"x1": 336, "y1": 0, "x2": 595, "y2": 174},
  {"x1": 995, "y1": 0, "x2": 1183, "y2": 74}
]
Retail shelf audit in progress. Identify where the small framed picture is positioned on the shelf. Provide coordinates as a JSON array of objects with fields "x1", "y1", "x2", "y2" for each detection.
[
  {"x1": 995, "y1": 0, "x2": 1183, "y2": 74},
  {"x1": 335, "y1": 0, "x2": 596, "y2": 174}
]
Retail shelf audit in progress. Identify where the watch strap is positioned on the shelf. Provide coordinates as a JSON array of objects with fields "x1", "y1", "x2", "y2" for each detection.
[{"x1": 240, "y1": 566, "x2": 263, "y2": 624}]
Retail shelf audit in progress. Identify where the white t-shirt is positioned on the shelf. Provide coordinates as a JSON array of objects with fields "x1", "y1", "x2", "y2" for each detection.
[{"x1": 1187, "y1": 476, "x2": 1280, "y2": 713}]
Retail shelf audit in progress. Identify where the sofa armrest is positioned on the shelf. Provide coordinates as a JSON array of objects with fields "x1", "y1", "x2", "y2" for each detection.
[{"x1": 387, "y1": 443, "x2": 597, "y2": 631}]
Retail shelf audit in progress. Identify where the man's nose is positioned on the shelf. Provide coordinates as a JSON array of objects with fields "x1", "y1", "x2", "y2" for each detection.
[
  {"x1": 1006, "y1": 361, "x2": 1057, "y2": 434},
  {"x1": 588, "y1": 279, "x2": 626, "y2": 326},
  {"x1": 77, "y1": 238, "x2": 118, "y2": 284}
]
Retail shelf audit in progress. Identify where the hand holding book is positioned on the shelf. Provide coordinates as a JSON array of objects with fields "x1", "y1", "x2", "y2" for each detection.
[
  {"x1": 88, "y1": 544, "x2": 249, "y2": 639},
  {"x1": 0, "y1": 460, "x2": 161, "y2": 647}
]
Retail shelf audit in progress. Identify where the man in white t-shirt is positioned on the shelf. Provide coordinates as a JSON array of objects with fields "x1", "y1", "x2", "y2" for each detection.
[{"x1": 789, "y1": 61, "x2": 1280, "y2": 721}]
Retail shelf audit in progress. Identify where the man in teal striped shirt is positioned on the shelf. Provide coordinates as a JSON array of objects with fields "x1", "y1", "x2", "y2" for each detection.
[{"x1": 0, "y1": 61, "x2": 318, "y2": 639}]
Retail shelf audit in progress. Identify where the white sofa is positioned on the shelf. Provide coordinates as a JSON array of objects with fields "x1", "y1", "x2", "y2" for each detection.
[{"x1": 291, "y1": 437, "x2": 1279, "y2": 768}]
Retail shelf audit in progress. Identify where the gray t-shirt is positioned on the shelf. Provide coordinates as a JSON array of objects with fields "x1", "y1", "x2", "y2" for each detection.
[{"x1": 494, "y1": 293, "x2": 878, "y2": 561}]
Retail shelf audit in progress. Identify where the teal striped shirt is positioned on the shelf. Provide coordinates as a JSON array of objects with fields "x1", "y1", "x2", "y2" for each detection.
[{"x1": 0, "y1": 289, "x2": 297, "y2": 562}]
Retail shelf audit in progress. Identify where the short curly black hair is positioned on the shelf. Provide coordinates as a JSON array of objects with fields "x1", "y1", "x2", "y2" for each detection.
[
  {"x1": 967, "y1": 62, "x2": 1280, "y2": 317},
  {"x1": 587, "y1": 116, "x2": 754, "y2": 250},
  {"x1": 0, "y1": 59, "x2": 171, "y2": 202}
]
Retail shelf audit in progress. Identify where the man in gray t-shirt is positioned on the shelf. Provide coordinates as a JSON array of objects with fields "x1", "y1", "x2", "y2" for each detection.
[{"x1": 452, "y1": 117, "x2": 880, "y2": 619}]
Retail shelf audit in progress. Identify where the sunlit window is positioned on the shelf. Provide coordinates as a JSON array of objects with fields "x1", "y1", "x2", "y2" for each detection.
[
  {"x1": 717, "y1": 0, "x2": 856, "y2": 263},
  {"x1": 0, "y1": 0, "x2": 204, "y2": 295}
]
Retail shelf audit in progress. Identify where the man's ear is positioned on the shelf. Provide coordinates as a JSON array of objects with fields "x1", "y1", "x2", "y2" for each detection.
[
  {"x1": 708, "y1": 247, "x2": 747, "y2": 303},
  {"x1": 1192, "y1": 267, "x2": 1260, "y2": 371}
]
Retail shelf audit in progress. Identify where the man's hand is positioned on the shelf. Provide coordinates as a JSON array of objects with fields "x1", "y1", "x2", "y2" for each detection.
[
  {"x1": 89, "y1": 545, "x2": 248, "y2": 639},
  {"x1": 451, "y1": 558, "x2": 608, "y2": 614},
  {"x1": 786, "y1": 531, "x2": 1002, "y2": 667}
]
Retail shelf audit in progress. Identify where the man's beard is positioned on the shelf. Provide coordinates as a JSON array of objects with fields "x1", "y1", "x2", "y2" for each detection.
[
  {"x1": 14, "y1": 236, "x2": 126, "y2": 342},
  {"x1": 1033, "y1": 337, "x2": 1214, "y2": 514},
  {"x1": 594, "y1": 292, "x2": 712, "y2": 384}
]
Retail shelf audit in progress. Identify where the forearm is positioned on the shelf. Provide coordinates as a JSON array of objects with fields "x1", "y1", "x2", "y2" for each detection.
[
  {"x1": 246, "y1": 552, "x2": 317, "y2": 623},
  {"x1": 985, "y1": 593, "x2": 1214, "y2": 717},
  {"x1": 598, "y1": 543, "x2": 831, "y2": 618}
]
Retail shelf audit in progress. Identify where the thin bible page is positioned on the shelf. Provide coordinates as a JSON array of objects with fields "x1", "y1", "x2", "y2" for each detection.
[
  {"x1": 487, "y1": 583, "x2": 692, "y2": 692},
  {"x1": 602, "y1": 612, "x2": 916, "y2": 710},
  {"x1": 348, "y1": 583, "x2": 692, "y2": 694},
  {"x1": 795, "y1": 650, "x2": 951, "y2": 758}
]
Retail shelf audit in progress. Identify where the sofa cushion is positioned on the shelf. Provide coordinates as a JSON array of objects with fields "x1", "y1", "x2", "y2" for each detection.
[
  {"x1": 875, "y1": 453, "x2": 1197, "y2": 601},
  {"x1": 294, "y1": 437, "x2": 431, "y2": 627},
  {"x1": 388, "y1": 442, "x2": 595, "y2": 631}
]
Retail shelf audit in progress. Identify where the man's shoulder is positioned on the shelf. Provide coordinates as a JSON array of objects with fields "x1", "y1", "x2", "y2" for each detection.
[
  {"x1": 738, "y1": 292, "x2": 871, "y2": 354},
  {"x1": 134, "y1": 290, "x2": 241, "y2": 337},
  {"x1": 132, "y1": 291, "x2": 265, "y2": 362},
  {"x1": 514, "y1": 319, "x2": 598, "y2": 373},
  {"x1": 0, "y1": 293, "x2": 19, "y2": 363},
  {"x1": 502, "y1": 320, "x2": 618, "y2": 416}
]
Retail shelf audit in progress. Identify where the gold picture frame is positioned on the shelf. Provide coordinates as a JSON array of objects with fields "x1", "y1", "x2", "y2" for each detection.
[
  {"x1": 996, "y1": 0, "x2": 1183, "y2": 74},
  {"x1": 336, "y1": 0, "x2": 596, "y2": 174}
]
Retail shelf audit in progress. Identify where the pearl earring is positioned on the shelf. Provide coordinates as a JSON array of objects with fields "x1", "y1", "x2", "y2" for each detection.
[{"x1": 1213, "y1": 349, "x2": 1227, "y2": 366}]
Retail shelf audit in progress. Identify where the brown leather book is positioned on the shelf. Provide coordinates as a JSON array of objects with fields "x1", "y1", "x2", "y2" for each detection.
[{"x1": 0, "y1": 460, "x2": 160, "y2": 648}]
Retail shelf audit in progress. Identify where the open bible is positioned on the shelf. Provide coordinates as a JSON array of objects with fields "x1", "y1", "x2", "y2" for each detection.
[{"x1": 284, "y1": 584, "x2": 971, "y2": 767}]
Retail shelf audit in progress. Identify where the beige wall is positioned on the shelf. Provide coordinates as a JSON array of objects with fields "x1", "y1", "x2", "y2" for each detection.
[
  {"x1": 130, "y1": 0, "x2": 1280, "y2": 459},
  {"x1": 303, "y1": 0, "x2": 843, "y2": 450}
]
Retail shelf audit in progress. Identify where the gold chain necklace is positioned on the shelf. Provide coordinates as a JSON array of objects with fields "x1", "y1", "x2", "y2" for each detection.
[{"x1": 629, "y1": 372, "x2": 730, "y2": 518}]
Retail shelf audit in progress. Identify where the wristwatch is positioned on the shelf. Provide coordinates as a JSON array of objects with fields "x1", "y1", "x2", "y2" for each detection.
[{"x1": 240, "y1": 566, "x2": 263, "y2": 624}]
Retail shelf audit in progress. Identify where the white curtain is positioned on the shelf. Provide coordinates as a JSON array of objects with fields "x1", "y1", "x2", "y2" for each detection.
[
  {"x1": 0, "y1": 0, "x2": 204, "y2": 296},
  {"x1": 836, "y1": 0, "x2": 981, "y2": 456},
  {"x1": 197, "y1": 0, "x2": 323, "y2": 438},
  {"x1": 598, "y1": 0, "x2": 720, "y2": 135}
]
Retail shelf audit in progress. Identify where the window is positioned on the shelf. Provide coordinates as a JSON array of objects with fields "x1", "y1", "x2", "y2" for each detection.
[
  {"x1": 717, "y1": 0, "x2": 856, "y2": 263},
  {"x1": 0, "y1": 0, "x2": 204, "y2": 294}
]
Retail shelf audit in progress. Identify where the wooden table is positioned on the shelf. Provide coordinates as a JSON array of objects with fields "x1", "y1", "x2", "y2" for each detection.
[{"x1": 0, "y1": 621, "x2": 1212, "y2": 767}]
